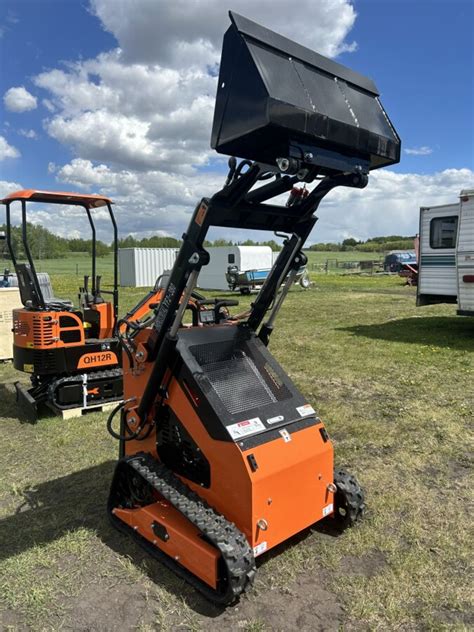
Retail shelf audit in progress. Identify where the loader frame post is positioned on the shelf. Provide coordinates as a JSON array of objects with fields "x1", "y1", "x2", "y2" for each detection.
[
  {"x1": 20, "y1": 199, "x2": 46, "y2": 308},
  {"x1": 5, "y1": 201, "x2": 16, "y2": 267},
  {"x1": 106, "y1": 201, "x2": 119, "y2": 330},
  {"x1": 84, "y1": 205, "x2": 97, "y2": 298}
]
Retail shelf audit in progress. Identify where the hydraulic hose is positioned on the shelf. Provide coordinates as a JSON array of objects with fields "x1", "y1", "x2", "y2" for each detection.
[{"x1": 106, "y1": 397, "x2": 153, "y2": 442}]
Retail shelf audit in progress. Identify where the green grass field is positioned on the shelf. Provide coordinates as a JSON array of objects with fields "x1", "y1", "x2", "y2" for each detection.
[
  {"x1": 0, "y1": 269, "x2": 472, "y2": 631},
  {"x1": 25, "y1": 249, "x2": 382, "y2": 280}
]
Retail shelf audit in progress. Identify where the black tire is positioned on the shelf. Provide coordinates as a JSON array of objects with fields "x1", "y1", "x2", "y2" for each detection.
[
  {"x1": 240, "y1": 287, "x2": 251, "y2": 295},
  {"x1": 333, "y1": 468, "x2": 365, "y2": 528},
  {"x1": 300, "y1": 275, "x2": 311, "y2": 289}
]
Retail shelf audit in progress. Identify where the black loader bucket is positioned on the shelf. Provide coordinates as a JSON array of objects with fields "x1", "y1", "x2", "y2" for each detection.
[{"x1": 211, "y1": 12, "x2": 400, "y2": 174}]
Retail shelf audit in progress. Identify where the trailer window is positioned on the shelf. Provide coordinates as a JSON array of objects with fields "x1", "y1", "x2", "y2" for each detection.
[
  {"x1": 430, "y1": 216, "x2": 458, "y2": 249},
  {"x1": 228, "y1": 254, "x2": 235, "y2": 264}
]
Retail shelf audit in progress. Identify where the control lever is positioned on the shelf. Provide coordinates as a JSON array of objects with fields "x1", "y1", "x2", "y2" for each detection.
[
  {"x1": 80, "y1": 275, "x2": 93, "y2": 308},
  {"x1": 95, "y1": 275, "x2": 102, "y2": 302}
]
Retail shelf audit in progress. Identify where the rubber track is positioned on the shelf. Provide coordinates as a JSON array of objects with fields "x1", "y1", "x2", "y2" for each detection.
[
  {"x1": 112, "y1": 452, "x2": 256, "y2": 604},
  {"x1": 48, "y1": 367, "x2": 123, "y2": 410}
]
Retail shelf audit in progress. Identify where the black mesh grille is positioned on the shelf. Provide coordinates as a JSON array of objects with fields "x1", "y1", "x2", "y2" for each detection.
[
  {"x1": 190, "y1": 340, "x2": 290, "y2": 415},
  {"x1": 33, "y1": 350, "x2": 57, "y2": 371}
]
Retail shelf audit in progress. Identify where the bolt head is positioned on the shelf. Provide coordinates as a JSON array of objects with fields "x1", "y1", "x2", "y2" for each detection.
[
  {"x1": 257, "y1": 519, "x2": 268, "y2": 531},
  {"x1": 277, "y1": 157, "x2": 290, "y2": 171}
]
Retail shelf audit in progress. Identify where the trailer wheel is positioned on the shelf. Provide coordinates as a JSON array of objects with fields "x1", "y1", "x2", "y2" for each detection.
[
  {"x1": 240, "y1": 287, "x2": 251, "y2": 295},
  {"x1": 333, "y1": 469, "x2": 365, "y2": 528},
  {"x1": 300, "y1": 275, "x2": 311, "y2": 289}
]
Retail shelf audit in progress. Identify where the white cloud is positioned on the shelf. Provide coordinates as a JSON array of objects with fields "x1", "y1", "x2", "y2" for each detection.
[
  {"x1": 42, "y1": 98, "x2": 56, "y2": 112},
  {"x1": 3, "y1": 86, "x2": 38, "y2": 112},
  {"x1": 24, "y1": 0, "x2": 471, "y2": 245},
  {"x1": 404, "y1": 146, "x2": 433, "y2": 156},
  {"x1": 91, "y1": 0, "x2": 357, "y2": 66},
  {"x1": 0, "y1": 135, "x2": 20, "y2": 160},
  {"x1": 18, "y1": 129, "x2": 38, "y2": 140},
  {"x1": 312, "y1": 168, "x2": 474, "y2": 242},
  {"x1": 32, "y1": 1, "x2": 357, "y2": 175},
  {"x1": 52, "y1": 158, "x2": 474, "y2": 243},
  {"x1": 0, "y1": 179, "x2": 22, "y2": 199},
  {"x1": 53, "y1": 158, "x2": 223, "y2": 239}
]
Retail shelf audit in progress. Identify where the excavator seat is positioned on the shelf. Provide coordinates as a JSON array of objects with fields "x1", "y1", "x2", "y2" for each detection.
[{"x1": 15, "y1": 263, "x2": 73, "y2": 310}]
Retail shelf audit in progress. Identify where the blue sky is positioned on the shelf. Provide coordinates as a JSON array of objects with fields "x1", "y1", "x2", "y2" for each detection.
[{"x1": 0, "y1": 0, "x2": 473, "y2": 242}]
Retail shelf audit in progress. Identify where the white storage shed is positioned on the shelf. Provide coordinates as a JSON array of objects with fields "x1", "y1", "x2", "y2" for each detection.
[
  {"x1": 197, "y1": 246, "x2": 272, "y2": 291},
  {"x1": 119, "y1": 248, "x2": 178, "y2": 287}
]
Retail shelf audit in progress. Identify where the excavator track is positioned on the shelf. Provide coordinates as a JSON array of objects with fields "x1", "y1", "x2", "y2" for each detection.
[
  {"x1": 48, "y1": 368, "x2": 123, "y2": 410},
  {"x1": 108, "y1": 452, "x2": 256, "y2": 605}
]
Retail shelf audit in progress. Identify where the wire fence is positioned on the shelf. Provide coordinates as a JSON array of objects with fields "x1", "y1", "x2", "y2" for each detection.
[{"x1": 309, "y1": 258, "x2": 384, "y2": 275}]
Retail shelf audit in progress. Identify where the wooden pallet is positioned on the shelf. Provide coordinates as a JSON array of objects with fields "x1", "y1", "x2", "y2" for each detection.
[{"x1": 47, "y1": 399, "x2": 121, "y2": 420}]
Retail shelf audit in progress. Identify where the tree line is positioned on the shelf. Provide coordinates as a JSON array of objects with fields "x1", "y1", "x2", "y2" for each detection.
[
  {"x1": 0, "y1": 223, "x2": 416, "y2": 260},
  {"x1": 308, "y1": 236, "x2": 416, "y2": 252}
]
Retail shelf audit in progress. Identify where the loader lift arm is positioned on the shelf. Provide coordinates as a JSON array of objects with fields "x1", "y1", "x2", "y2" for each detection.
[{"x1": 136, "y1": 164, "x2": 368, "y2": 423}]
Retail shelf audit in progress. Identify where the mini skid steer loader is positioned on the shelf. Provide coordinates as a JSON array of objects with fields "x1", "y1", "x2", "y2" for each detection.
[
  {"x1": 107, "y1": 12, "x2": 400, "y2": 604},
  {"x1": 1, "y1": 190, "x2": 123, "y2": 419}
]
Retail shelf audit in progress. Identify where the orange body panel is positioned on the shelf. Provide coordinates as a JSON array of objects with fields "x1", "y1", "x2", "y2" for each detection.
[
  {"x1": 85, "y1": 302, "x2": 115, "y2": 339},
  {"x1": 114, "y1": 498, "x2": 219, "y2": 588},
  {"x1": 13, "y1": 308, "x2": 85, "y2": 349},
  {"x1": 166, "y1": 378, "x2": 334, "y2": 552},
  {"x1": 122, "y1": 328, "x2": 335, "y2": 557},
  {"x1": 119, "y1": 289, "x2": 165, "y2": 332}
]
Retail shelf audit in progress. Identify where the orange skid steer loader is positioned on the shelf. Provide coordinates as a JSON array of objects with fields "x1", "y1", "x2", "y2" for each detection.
[{"x1": 106, "y1": 12, "x2": 400, "y2": 604}]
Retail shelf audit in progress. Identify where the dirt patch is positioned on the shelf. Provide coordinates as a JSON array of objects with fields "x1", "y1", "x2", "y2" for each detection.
[
  {"x1": 203, "y1": 573, "x2": 342, "y2": 632},
  {"x1": 0, "y1": 608, "x2": 28, "y2": 631},
  {"x1": 60, "y1": 581, "x2": 157, "y2": 631},
  {"x1": 56, "y1": 568, "x2": 343, "y2": 632},
  {"x1": 340, "y1": 550, "x2": 387, "y2": 578}
]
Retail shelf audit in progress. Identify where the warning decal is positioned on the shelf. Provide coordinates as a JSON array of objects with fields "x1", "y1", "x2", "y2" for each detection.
[
  {"x1": 227, "y1": 417, "x2": 266, "y2": 440},
  {"x1": 195, "y1": 202, "x2": 208, "y2": 226},
  {"x1": 296, "y1": 403, "x2": 316, "y2": 417},
  {"x1": 253, "y1": 541, "x2": 267, "y2": 557},
  {"x1": 322, "y1": 503, "x2": 334, "y2": 517}
]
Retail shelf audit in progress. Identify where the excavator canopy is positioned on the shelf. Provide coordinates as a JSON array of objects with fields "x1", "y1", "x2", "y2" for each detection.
[
  {"x1": 1, "y1": 190, "x2": 111, "y2": 208},
  {"x1": 211, "y1": 12, "x2": 400, "y2": 174}
]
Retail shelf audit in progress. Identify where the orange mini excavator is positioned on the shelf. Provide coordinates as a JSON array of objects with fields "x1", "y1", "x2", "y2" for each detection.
[
  {"x1": 106, "y1": 12, "x2": 400, "y2": 604},
  {"x1": 1, "y1": 190, "x2": 124, "y2": 419}
]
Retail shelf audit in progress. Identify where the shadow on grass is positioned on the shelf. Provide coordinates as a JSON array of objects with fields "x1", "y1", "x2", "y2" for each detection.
[
  {"x1": 0, "y1": 461, "x2": 342, "y2": 616},
  {"x1": 0, "y1": 383, "x2": 27, "y2": 423},
  {"x1": 341, "y1": 316, "x2": 474, "y2": 349}
]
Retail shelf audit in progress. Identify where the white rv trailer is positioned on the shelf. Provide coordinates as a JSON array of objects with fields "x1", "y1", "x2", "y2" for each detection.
[
  {"x1": 197, "y1": 245, "x2": 272, "y2": 290},
  {"x1": 417, "y1": 189, "x2": 474, "y2": 316}
]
